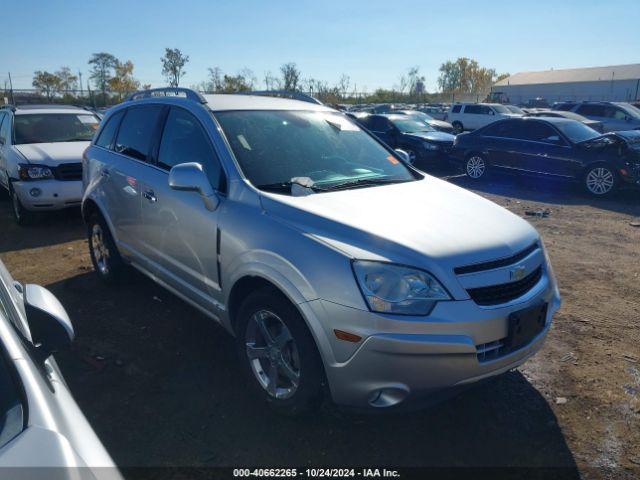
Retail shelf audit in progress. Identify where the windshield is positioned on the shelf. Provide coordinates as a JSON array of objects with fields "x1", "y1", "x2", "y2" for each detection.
[
  {"x1": 492, "y1": 105, "x2": 510, "y2": 114},
  {"x1": 506, "y1": 105, "x2": 524, "y2": 114},
  {"x1": 215, "y1": 110, "x2": 416, "y2": 191},
  {"x1": 390, "y1": 118, "x2": 434, "y2": 133},
  {"x1": 616, "y1": 103, "x2": 640, "y2": 119},
  {"x1": 555, "y1": 120, "x2": 601, "y2": 143},
  {"x1": 14, "y1": 113, "x2": 100, "y2": 144}
]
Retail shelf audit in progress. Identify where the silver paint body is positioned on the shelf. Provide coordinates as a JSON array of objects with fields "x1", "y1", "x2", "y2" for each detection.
[
  {"x1": 83, "y1": 94, "x2": 561, "y2": 408},
  {"x1": 0, "y1": 260, "x2": 120, "y2": 477}
]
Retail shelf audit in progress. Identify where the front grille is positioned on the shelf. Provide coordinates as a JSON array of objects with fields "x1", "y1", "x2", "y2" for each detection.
[
  {"x1": 476, "y1": 339, "x2": 505, "y2": 363},
  {"x1": 467, "y1": 266, "x2": 542, "y2": 306},
  {"x1": 455, "y1": 243, "x2": 538, "y2": 275},
  {"x1": 53, "y1": 163, "x2": 82, "y2": 181}
]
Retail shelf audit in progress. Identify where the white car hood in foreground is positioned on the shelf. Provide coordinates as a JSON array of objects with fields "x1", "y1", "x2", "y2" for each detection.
[
  {"x1": 261, "y1": 175, "x2": 538, "y2": 272},
  {"x1": 15, "y1": 142, "x2": 89, "y2": 166}
]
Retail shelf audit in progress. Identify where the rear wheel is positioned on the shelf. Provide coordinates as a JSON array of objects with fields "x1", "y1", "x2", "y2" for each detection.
[
  {"x1": 583, "y1": 164, "x2": 617, "y2": 196},
  {"x1": 465, "y1": 154, "x2": 487, "y2": 180},
  {"x1": 236, "y1": 287, "x2": 325, "y2": 415},
  {"x1": 9, "y1": 185, "x2": 35, "y2": 226},
  {"x1": 452, "y1": 121, "x2": 464, "y2": 134},
  {"x1": 87, "y1": 213, "x2": 126, "y2": 283}
]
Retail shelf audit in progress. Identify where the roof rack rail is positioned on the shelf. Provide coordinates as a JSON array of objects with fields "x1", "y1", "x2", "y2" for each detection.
[
  {"x1": 125, "y1": 87, "x2": 207, "y2": 104},
  {"x1": 242, "y1": 90, "x2": 323, "y2": 105}
]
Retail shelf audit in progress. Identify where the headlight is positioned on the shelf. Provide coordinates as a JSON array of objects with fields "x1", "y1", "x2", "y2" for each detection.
[
  {"x1": 352, "y1": 260, "x2": 450, "y2": 315},
  {"x1": 423, "y1": 142, "x2": 439, "y2": 151},
  {"x1": 18, "y1": 164, "x2": 54, "y2": 180}
]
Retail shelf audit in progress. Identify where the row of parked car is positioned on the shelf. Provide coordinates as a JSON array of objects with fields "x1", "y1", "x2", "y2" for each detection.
[
  {"x1": 344, "y1": 101, "x2": 640, "y2": 196},
  {"x1": 0, "y1": 89, "x2": 563, "y2": 469}
]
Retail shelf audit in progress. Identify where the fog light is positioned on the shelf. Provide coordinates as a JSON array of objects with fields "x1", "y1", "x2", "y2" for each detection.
[{"x1": 29, "y1": 188, "x2": 42, "y2": 197}]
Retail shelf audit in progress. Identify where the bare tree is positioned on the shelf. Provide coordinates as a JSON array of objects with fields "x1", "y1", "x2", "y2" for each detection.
[
  {"x1": 280, "y1": 62, "x2": 301, "y2": 91},
  {"x1": 56, "y1": 67, "x2": 78, "y2": 94},
  {"x1": 337, "y1": 74, "x2": 350, "y2": 99},
  {"x1": 207, "y1": 67, "x2": 224, "y2": 92},
  {"x1": 263, "y1": 71, "x2": 281, "y2": 90},
  {"x1": 161, "y1": 48, "x2": 189, "y2": 87}
]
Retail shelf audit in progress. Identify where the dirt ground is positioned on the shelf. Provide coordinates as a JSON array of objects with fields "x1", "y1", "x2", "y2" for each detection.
[{"x1": 0, "y1": 172, "x2": 639, "y2": 479}]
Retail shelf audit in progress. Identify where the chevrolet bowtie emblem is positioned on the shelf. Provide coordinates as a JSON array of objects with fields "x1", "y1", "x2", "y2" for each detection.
[{"x1": 510, "y1": 265, "x2": 527, "y2": 281}]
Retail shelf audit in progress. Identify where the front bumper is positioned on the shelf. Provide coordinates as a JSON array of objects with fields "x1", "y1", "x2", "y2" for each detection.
[
  {"x1": 303, "y1": 272, "x2": 560, "y2": 408},
  {"x1": 12, "y1": 179, "x2": 83, "y2": 211}
]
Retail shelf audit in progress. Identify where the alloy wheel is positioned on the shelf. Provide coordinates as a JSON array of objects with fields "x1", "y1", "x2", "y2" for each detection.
[
  {"x1": 91, "y1": 223, "x2": 111, "y2": 275},
  {"x1": 466, "y1": 156, "x2": 486, "y2": 179},
  {"x1": 586, "y1": 167, "x2": 614, "y2": 195},
  {"x1": 245, "y1": 309, "x2": 301, "y2": 399}
]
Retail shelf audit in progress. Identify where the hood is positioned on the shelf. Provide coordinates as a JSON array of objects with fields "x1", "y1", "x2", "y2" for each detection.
[
  {"x1": 405, "y1": 131, "x2": 456, "y2": 143},
  {"x1": 260, "y1": 176, "x2": 538, "y2": 275},
  {"x1": 612, "y1": 129, "x2": 640, "y2": 145},
  {"x1": 427, "y1": 119, "x2": 453, "y2": 130},
  {"x1": 15, "y1": 142, "x2": 89, "y2": 166}
]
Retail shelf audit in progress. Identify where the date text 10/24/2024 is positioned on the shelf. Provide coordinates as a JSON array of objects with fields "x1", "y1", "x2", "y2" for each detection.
[{"x1": 233, "y1": 468, "x2": 401, "y2": 478}]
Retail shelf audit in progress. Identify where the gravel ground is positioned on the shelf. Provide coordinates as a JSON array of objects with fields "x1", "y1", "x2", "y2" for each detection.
[{"x1": 0, "y1": 173, "x2": 638, "y2": 479}]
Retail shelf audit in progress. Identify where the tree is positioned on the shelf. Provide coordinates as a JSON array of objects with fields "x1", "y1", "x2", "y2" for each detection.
[
  {"x1": 89, "y1": 52, "x2": 117, "y2": 102},
  {"x1": 161, "y1": 48, "x2": 189, "y2": 87},
  {"x1": 108, "y1": 60, "x2": 140, "y2": 101},
  {"x1": 280, "y1": 62, "x2": 301, "y2": 91},
  {"x1": 263, "y1": 71, "x2": 281, "y2": 90},
  {"x1": 207, "y1": 67, "x2": 224, "y2": 92},
  {"x1": 32, "y1": 71, "x2": 62, "y2": 100},
  {"x1": 437, "y1": 57, "x2": 498, "y2": 94},
  {"x1": 496, "y1": 73, "x2": 510, "y2": 83},
  {"x1": 407, "y1": 66, "x2": 426, "y2": 96},
  {"x1": 336, "y1": 74, "x2": 350, "y2": 99},
  {"x1": 56, "y1": 67, "x2": 78, "y2": 94}
]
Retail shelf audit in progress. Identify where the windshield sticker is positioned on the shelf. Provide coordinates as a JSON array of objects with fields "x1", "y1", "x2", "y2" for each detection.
[
  {"x1": 387, "y1": 155, "x2": 399, "y2": 165},
  {"x1": 238, "y1": 134, "x2": 252, "y2": 150},
  {"x1": 77, "y1": 115, "x2": 99, "y2": 125}
]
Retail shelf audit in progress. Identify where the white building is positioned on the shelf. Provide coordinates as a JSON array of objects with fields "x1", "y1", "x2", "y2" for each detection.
[{"x1": 491, "y1": 64, "x2": 640, "y2": 105}]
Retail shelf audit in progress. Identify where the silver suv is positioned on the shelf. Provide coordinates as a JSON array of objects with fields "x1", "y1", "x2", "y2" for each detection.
[
  {"x1": 82, "y1": 88, "x2": 561, "y2": 413},
  {"x1": 0, "y1": 105, "x2": 100, "y2": 225}
]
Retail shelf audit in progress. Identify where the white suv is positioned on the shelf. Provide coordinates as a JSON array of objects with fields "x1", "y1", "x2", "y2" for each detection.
[
  {"x1": 0, "y1": 104, "x2": 100, "y2": 225},
  {"x1": 446, "y1": 103, "x2": 522, "y2": 134}
]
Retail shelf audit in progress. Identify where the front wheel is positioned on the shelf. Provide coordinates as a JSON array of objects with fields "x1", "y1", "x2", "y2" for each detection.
[
  {"x1": 87, "y1": 213, "x2": 127, "y2": 283},
  {"x1": 583, "y1": 164, "x2": 618, "y2": 196},
  {"x1": 236, "y1": 287, "x2": 325, "y2": 415},
  {"x1": 9, "y1": 186, "x2": 35, "y2": 226},
  {"x1": 465, "y1": 154, "x2": 487, "y2": 180}
]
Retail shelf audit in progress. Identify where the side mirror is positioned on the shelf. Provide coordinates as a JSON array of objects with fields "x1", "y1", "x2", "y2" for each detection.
[
  {"x1": 169, "y1": 162, "x2": 219, "y2": 211},
  {"x1": 394, "y1": 149, "x2": 412, "y2": 164},
  {"x1": 24, "y1": 284, "x2": 74, "y2": 360}
]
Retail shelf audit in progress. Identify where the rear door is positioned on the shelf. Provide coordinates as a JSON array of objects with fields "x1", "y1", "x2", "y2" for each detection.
[
  {"x1": 0, "y1": 113, "x2": 8, "y2": 189},
  {"x1": 103, "y1": 105, "x2": 164, "y2": 256},
  {"x1": 137, "y1": 106, "x2": 226, "y2": 312}
]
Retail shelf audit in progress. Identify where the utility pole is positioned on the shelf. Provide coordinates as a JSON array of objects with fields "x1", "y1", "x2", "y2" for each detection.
[
  {"x1": 8, "y1": 71, "x2": 15, "y2": 104},
  {"x1": 79, "y1": 71, "x2": 83, "y2": 97}
]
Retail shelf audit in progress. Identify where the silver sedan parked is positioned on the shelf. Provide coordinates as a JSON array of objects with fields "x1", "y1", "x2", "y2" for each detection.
[{"x1": 0, "y1": 260, "x2": 120, "y2": 477}]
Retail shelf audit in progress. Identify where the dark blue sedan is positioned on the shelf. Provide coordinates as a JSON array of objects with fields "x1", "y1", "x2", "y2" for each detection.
[
  {"x1": 450, "y1": 117, "x2": 640, "y2": 196},
  {"x1": 358, "y1": 114, "x2": 456, "y2": 169}
]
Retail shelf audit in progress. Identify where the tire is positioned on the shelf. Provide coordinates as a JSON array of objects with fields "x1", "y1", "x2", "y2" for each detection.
[
  {"x1": 235, "y1": 287, "x2": 325, "y2": 415},
  {"x1": 583, "y1": 163, "x2": 618, "y2": 197},
  {"x1": 465, "y1": 153, "x2": 488, "y2": 180},
  {"x1": 87, "y1": 212, "x2": 126, "y2": 284},
  {"x1": 452, "y1": 121, "x2": 464, "y2": 134},
  {"x1": 9, "y1": 184, "x2": 35, "y2": 226}
]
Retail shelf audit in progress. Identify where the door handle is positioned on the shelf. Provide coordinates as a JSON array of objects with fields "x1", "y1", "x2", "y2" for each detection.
[{"x1": 143, "y1": 190, "x2": 157, "y2": 203}]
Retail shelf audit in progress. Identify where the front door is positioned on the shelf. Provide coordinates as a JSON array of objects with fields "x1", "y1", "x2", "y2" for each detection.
[{"x1": 137, "y1": 107, "x2": 226, "y2": 313}]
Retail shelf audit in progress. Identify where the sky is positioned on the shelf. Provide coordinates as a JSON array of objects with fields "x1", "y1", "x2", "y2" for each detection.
[{"x1": 2, "y1": 0, "x2": 639, "y2": 93}]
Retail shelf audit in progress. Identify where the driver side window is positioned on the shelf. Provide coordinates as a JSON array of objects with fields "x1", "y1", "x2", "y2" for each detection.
[{"x1": 158, "y1": 108, "x2": 225, "y2": 192}]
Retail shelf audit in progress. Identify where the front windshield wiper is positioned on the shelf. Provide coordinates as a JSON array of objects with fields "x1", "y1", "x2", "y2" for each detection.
[
  {"x1": 62, "y1": 137, "x2": 92, "y2": 142},
  {"x1": 256, "y1": 177, "x2": 330, "y2": 193},
  {"x1": 322, "y1": 177, "x2": 413, "y2": 191}
]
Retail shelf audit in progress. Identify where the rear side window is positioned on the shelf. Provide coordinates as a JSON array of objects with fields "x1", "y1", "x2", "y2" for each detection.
[
  {"x1": 482, "y1": 121, "x2": 520, "y2": 138},
  {"x1": 451, "y1": 105, "x2": 462, "y2": 113},
  {"x1": 464, "y1": 105, "x2": 482, "y2": 114},
  {"x1": 576, "y1": 104, "x2": 606, "y2": 117},
  {"x1": 158, "y1": 108, "x2": 225, "y2": 191},
  {"x1": 95, "y1": 110, "x2": 124, "y2": 149},
  {"x1": 114, "y1": 106, "x2": 164, "y2": 162}
]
